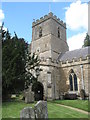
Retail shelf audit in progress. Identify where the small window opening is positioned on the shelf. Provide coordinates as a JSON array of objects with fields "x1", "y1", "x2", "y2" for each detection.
[
  {"x1": 39, "y1": 27, "x2": 42, "y2": 37},
  {"x1": 58, "y1": 27, "x2": 60, "y2": 38}
]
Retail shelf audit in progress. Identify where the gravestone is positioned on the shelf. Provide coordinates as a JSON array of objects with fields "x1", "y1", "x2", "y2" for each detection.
[
  {"x1": 25, "y1": 85, "x2": 34, "y2": 103},
  {"x1": 89, "y1": 93, "x2": 90, "y2": 101},
  {"x1": 34, "y1": 100, "x2": 48, "y2": 118},
  {"x1": 20, "y1": 107, "x2": 35, "y2": 119},
  {"x1": 25, "y1": 91, "x2": 34, "y2": 103},
  {"x1": 20, "y1": 101, "x2": 48, "y2": 119}
]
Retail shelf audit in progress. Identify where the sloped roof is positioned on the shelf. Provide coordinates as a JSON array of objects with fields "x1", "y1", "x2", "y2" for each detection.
[{"x1": 58, "y1": 46, "x2": 90, "y2": 62}]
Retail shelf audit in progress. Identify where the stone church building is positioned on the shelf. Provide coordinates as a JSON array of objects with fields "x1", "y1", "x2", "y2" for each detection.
[{"x1": 30, "y1": 12, "x2": 90, "y2": 100}]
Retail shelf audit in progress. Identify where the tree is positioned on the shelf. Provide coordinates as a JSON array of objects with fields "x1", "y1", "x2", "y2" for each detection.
[
  {"x1": 25, "y1": 52, "x2": 40, "y2": 88},
  {"x1": 1, "y1": 24, "x2": 40, "y2": 100},
  {"x1": 83, "y1": 33, "x2": 90, "y2": 47},
  {"x1": 1, "y1": 22, "x2": 6, "y2": 40},
  {"x1": 2, "y1": 31, "x2": 28, "y2": 97}
]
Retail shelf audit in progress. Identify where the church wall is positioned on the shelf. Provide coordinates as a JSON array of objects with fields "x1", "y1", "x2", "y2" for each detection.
[
  {"x1": 84, "y1": 63, "x2": 90, "y2": 94},
  {"x1": 51, "y1": 35, "x2": 69, "y2": 58},
  {"x1": 37, "y1": 58, "x2": 60, "y2": 100},
  {"x1": 59, "y1": 58, "x2": 90, "y2": 95},
  {"x1": 37, "y1": 58, "x2": 90, "y2": 99},
  {"x1": 30, "y1": 12, "x2": 90, "y2": 100},
  {"x1": 59, "y1": 65, "x2": 81, "y2": 94},
  {"x1": 37, "y1": 64, "x2": 54, "y2": 99},
  {"x1": 31, "y1": 34, "x2": 51, "y2": 58},
  {"x1": 88, "y1": 64, "x2": 90, "y2": 94},
  {"x1": 52, "y1": 66, "x2": 61, "y2": 99},
  {"x1": 32, "y1": 19, "x2": 52, "y2": 41},
  {"x1": 50, "y1": 19, "x2": 66, "y2": 42}
]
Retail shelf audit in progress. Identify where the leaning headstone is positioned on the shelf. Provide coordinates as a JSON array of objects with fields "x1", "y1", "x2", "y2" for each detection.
[
  {"x1": 34, "y1": 100, "x2": 48, "y2": 118},
  {"x1": 20, "y1": 107, "x2": 35, "y2": 120}
]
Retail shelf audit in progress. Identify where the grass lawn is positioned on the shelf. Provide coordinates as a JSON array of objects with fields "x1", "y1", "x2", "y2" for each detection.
[
  {"x1": 48, "y1": 102, "x2": 88, "y2": 118},
  {"x1": 52, "y1": 100, "x2": 89, "y2": 112},
  {"x1": 2, "y1": 100, "x2": 35, "y2": 118},
  {"x1": 2, "y1": 100, "x2": 88, "y2": 118}
]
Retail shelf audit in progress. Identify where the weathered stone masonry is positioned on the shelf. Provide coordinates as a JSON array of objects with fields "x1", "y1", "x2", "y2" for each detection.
[{"x1": 30, "y1": 12, "x2": 90, "y2": 100}]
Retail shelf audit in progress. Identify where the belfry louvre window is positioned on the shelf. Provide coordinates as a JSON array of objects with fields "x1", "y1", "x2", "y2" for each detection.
[{"x1": 39, "y1": 27, "x2": 42, "y2": 37}]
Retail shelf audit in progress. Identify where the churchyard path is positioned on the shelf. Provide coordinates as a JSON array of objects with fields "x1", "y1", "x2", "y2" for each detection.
[{"x1": 56, "y1": 103, "x2": 88, "y2": 115}]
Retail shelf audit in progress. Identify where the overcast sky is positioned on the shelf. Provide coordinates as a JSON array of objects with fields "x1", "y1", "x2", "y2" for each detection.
[{"x1": 0, "y1": 1, "x2": 88, "y2": 51}]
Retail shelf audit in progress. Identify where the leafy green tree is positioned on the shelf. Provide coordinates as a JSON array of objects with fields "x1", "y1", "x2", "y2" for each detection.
[{"x1": 83, "y1": 33, "x2": 90, "y2": 47}]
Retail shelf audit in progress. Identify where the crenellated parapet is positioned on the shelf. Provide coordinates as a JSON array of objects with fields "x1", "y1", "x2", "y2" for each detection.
[
  {"x1": 59, "y1": 55, "x2": 90, "y2": 67},
  {"x1": 32, "y1": 12, "x2": 66, "y2": 28},
  {"x1": 39, "y1": 54, "x2": 90, "y2": 67},
  {"x1": 40, "y1": 57, "x2": 59, "y2": 67}
]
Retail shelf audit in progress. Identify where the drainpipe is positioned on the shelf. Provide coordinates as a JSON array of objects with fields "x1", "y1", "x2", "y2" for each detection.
[{"x1": 80, "y1": 65, "x2": 84, "y2": 90}]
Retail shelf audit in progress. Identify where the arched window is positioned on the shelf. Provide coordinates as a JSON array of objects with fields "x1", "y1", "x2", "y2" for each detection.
[
  {"x1": 58, "y1": 27, "x2": 60, "y2": 38},
  {"x1": 74, "y1": 74, "x2": 78, "y2": 91},
  {"x1": 69, "y1": 69, "x2": 78, "y2": 91},
  {"x1": 39, "y1": 27, "x2": 42, "y2": 37},
  {"x1": 69, "y1": 74, "x2": 73, "y2": 91}
]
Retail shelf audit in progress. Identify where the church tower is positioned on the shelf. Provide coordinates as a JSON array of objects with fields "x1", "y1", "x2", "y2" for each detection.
[
  {"x1": 31, "y1": 12, "x2": 69, "y2": 59},
  {"x1": 31, "y1": 12, "x2": 69, "y2": 100}
]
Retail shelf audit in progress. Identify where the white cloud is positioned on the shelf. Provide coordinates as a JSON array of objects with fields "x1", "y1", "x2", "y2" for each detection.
[
  {"x1": 0, "y1": 9, "x2": 5, "y2": 26},
  {"x1": 65, "y1": 0, "x2": 88, "y2": 31},
  {"x1": 67, "y1": 32, "x2": 86, "y2": 51}
]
